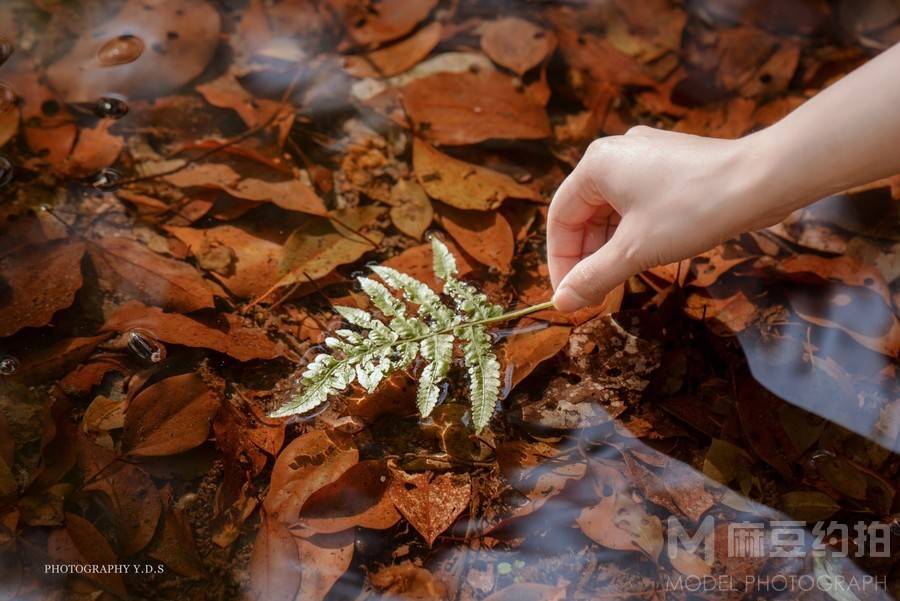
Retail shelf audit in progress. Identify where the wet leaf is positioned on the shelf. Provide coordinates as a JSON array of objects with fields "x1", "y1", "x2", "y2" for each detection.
[
  {"x1": 389, "y1": 179, "x2": 433, "y2": 240},
  {"x1": 344, "y1": 22, "x2": 442, "y2": 77},
  {"x1": 0, "y1": 239, "x2": 85, "y2": 337},
  {"x1": 147, "y1": 507, "x2": 205, "y2": 577},
  {"x1": 413, "y1": 139, "x2": 542, "y2": 210},
  {"x1": 298, "y1": 460, "x2": 400, "y2": 533},
  {"x1": 335, "y1": 0, "x2": 438, "y2": 47},
  {"x1": 45, "y1": 0, "x2": 221, "y2": 102},
  {"x1": 278, "y1": 206, "x2": 385, "y2": 287},
  {"x1": 402, "y1": 70, "x2": 552, "y2": 146},
  {"x1": 437, "y1": 204, "x2": 515, "y2": 273},
  {"x1": 123, "y1": 372, "x2": 221, "y2": 456},
  {"x1": 388, "y1": 469, "x2": 471, "y2": 546},
  {"x1": 576, "y1": 460, "x2": 663, "y2": 559},
  {"x1": 480, "y1": 18, "x2": 556, "y2": 75},
  {"x1": 502, "y1": 324, "x2": 571, "y2": 389},
  {"x1": 485, "y1": 583, "x2": 567, "y2": 601},
  {"x1": 48, "y1": 513, "x2": 126, "y2": 596},
  {"x1": 90, "y1": 237, "x2": 216, "y2": 313},
  {"x1": 167, "y1": 225, "x2": 282, "y2": 298},
  {"x1": 249, "y1": 513, "x2": 301, "y2": 601},
  {"x1": 264, "y1": 430, "x2": 358, "y2": 523},
  {"x1": 102, "y1": 301, "x2": 282, "y2": 361}
]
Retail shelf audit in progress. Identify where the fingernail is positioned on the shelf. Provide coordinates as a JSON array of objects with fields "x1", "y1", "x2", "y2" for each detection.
[{"x1": 553, "y1": 286, "x2": 590, "y2": 313}]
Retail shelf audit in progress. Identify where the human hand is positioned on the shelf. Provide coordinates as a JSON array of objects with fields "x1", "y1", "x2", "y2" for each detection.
[{"x1": 547, "y1": 126, "x2": 783, "y2": 312}]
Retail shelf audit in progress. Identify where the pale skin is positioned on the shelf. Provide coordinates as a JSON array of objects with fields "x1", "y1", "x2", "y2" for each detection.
[{"x1": 548, "y1": 42, "x2": 900, "y2": 313}]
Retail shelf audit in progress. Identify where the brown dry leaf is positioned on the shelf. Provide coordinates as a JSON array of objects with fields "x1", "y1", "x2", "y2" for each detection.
[
  {"x1": 389, "y1": 179, "x2": 433, "y2": 240},
  {"x1": 0, "y1": 239, "x2": 85, "y2": 337},
  {"x1": 2, "y1": 61, "x2": 76, "y2": 171},
  {"x1": 779, "y1": 490, "x2": 840, "y2": 522},
  {"x1": 689, "y1": 247, "x2": 754, "y2": 288},
  {"x1": 334, "y1": 0, "x2": 438, "y2": 47},
  {"x1": 45, "y1": 0, "x2": 221, "y2": 102},
  {"x1": 214, "y1": 400, "x2": 285, "y2": 476},
  {"x1": 402, "y1": 70, "x2": 551, "y2": 146},
  {"x1": 166, "y1": 225, "x2": 282, "y2": 298},
  {"x1": 344, "y1": 21, "x2": 442, "y2": 77},
  {"x1": 157, "y1": 162, "x2": 327, "y2": 216},
  {"x1": 264, "y1": 430, "x2": 358, "y2": 523},
  {"x1": 387, "y1": 469, "x2": 471, "y2": 546},
  {"x1": 774, "y1": 254, "x2": 893, "y2": 306},
  {"x1": 437, "y1": 204, "x2": 514, "y2": 273},
  {"x1": 195, "y1": 73, "x2": 295, "y2": 145},
  {"x1": 90, "y1": 237, "x2": 216, "y2": 313},
  {"x1": 575, "y1": 459, "x2": 663, "y2": 560},
  {"x1": 0, "y1": 106, "x2": 18, "y2": 150},
  {"x1": 122, "y1": 372, "x2": 221, "y2": 456},
  {"x1": 298, "y1": 460, "x2": 400, "y2": 533},
  {"x1": 102, "y1": 301, "x2": 281, "y2": 361},
  {"x1": 249, "y1": 512, "x2": 301, "y2": 601},
  {"x1": 48, "y1": 513, "x2": 127, "y2": 597},
  {"x1": 496, "y1": 440, "x2": 586, "y2": 515},
  {"x1": 16, "y1": 335, "x2": 109, "y2": 385},
  {"x1": 147, "y1": 507, "x2": 205, "y2": 577},
  {"x1": 82, "y1": 395, "x2": 125, "y2": 447},
  {"x1": 502, "y1": 325, "x2": 572, "y2": 389},
  {"x1": 294, "y1": 530, "x2": 355, "y2": 601},
  {"x1": 684, "y1": 291, "x2": 759, "y2": 335},
  {"x1": 413, "y1": 139, "x2": 542, "y2": 210},
  {"x1": 278, "y1": 205, "x2": 385, "y2": 287},
  {"x1": 480, "y1": 18, "x2": 556, "y2": 75},
  {"x1": 484, "y1": 583, "x2": 567, "y2": 601},
  {"x1": 83, "y1": 463, "x2": 162, "y2": 555},
  {"x1": 63, "y1": 120, "x2": 124, "y2": 178},
  {"x1": 370, "y1": 562, "x2": 448, "y2": 600}
]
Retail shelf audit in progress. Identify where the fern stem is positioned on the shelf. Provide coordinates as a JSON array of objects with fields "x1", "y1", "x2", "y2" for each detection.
[{"x1": 411, "y1": 299, "x2": 556, "y2": 343}]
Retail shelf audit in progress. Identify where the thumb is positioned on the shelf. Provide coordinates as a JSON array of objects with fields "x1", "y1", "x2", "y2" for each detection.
[{"x1": 552, "y1": 228, "x2": 638, "y2": 313}]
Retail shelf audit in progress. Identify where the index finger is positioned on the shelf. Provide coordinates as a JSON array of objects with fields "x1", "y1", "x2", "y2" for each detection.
[{"x1": 546, "y1": 160, "x2": 612, "y2": 289}]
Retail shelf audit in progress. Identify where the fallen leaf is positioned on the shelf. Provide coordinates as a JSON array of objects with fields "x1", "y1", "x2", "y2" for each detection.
[
  {"x1": 45, "y1": 0, "x2": 221, "y2": 102},
  {"x1": 0, "y1": 239, "x2": 85, "y2": 337},
  {"x1": 147, "y1": 508, "x2": 205, "y2": 577},
  {"x1": 575, "y1": 460, "x2": 663, "y2": 559},
  {"x1": 413, "y1": 139, "x2": 542, "y2": 210},
  {"x1": 249, "y1": 513, "x2": 301, "y2": 601},
  {"x1": 83, "y1": 463, "x2": 162, "y2": 555},
  {"x1": 335, "y1": 0, "x2": 438, "y2": 47},
  {"x1": 16, "y1": 335, "x2": 109, "y2": 385},
  {"x1": 437, "y1": 204, "x2": 514, "y2": 273},
  {"x1": 89, "y1": 237, "x2": 216, "y2": 312},
  {"x1": 388, "y1": 469, "x2": 471, "y2": 546},
  {"x1": 264, "y1": 430, "x2": 358, "y2": 523},
  {"x1": 123, "y1": 372, "x2": 221, "y2": 456},
  {"x1": 298, "y1": 460, "x2": 400, "y2": 533},
  {"x1": 154, "y1": 162, "x2": 327, "y2": 216},
  {"x1": 402, "y1": 70, "x2": 551, "y2": 145},
  {"x1": 344, "y1": 22, "x2": 442, "y2": 77},
  {"x1": 370, "y1": 562, "x2": 448, "y2": 599},
  {"x1": 389, "y1": 179, "x2": 433, "y2": 240},
  {"x1": 278, "y1": 205, "x2": 385, "y2": 286},
  {"x1": 293, "y1": 530, "x2": 354, "y2": 601},
  {"x1": 480, "y1": 18, "x2": 556, "y2": 75},
  {"x1": 48, "y1": 513, "x2": 126, "y2": 596},
  {"x1": 684, "y1": 291, "x2": 759, "y2": 335},
  {"x1": 502, "y1": 324, "x2": 571, "y2": 389},
  {"x1": 63, "y1": 120, "x2": 124, "y2": 178},
  {"x1": 102, "y1": 301, "x2": 281, "y2": 361},
  {"x1": 166, "y1": 225, "x2": 282, "y2": 298}
]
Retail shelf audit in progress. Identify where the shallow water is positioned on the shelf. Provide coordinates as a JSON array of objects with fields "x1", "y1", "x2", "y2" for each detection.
[{"x1": 0, "y1": 1, "x2": 899, "y2": 600}]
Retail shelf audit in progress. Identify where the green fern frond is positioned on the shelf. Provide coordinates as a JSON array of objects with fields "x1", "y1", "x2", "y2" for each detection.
[{"x1": 270, "y1": 236, "x2": 554, "y2": 432}]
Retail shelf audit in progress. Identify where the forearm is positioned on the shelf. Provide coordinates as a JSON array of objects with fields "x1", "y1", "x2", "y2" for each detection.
[{"x1": 745, "y1": 43, "x2": 900, "y2": 224}]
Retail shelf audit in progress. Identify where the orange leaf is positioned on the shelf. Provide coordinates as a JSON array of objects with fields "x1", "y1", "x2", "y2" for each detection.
[{"x1": 437, "y1": 204, "x2": 514, "y2": 273}]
